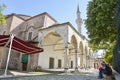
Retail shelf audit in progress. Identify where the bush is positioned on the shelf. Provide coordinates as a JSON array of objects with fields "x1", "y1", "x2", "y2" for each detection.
[{"x1": 33, "y1": 65, "x2": 41, "y2": 72}]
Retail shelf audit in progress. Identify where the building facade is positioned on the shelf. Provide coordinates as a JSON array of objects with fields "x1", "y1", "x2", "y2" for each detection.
[
  {"x1": 0, "y1": 8, "x2": 94, "y2": 71},
  {"x1": 94, "y1": 58, "x2": 104, "y2": 69}
]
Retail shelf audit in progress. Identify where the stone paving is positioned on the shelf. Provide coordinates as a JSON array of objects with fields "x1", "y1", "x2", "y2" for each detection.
[{"x1": 0, "y1": 68, "x2": 115, "y2": 80}]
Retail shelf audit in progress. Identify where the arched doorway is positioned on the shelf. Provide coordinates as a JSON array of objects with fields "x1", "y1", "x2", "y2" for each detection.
[
  {"x1": 40, "y1": 32, "x2": 65, "y2": 69},
  {"x1": 21, "y1": 54, "x2": 28, "y2": 71},
  {"x1": 69, "y1": 35, "x2": 77, "y2": 69}
]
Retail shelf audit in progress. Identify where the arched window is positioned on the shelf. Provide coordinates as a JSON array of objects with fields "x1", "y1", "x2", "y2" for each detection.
[
  {"x1": 3, "y1": 31, "x2": 6, "y2": 35},
  {"x1": 28, "y1": 32, "x2": 32, "y2": 40}
]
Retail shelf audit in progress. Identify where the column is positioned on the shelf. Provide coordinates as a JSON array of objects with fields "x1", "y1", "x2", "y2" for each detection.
[
  {"x1": 80, "y1": 50, "x2": 83, "y2": 68},
  {"x1": 18, "y1": 53, "x2": 22, "y2": 71},
  {"x1": 27, "y1": 55, "x2": 31, "y2": 71},
  {"x1": 86, "y1": 55, "x2": 88, "y2": 69},
  {"x1": 75, "y1": 48, "x2": 79, "y2": 72},
  {"x1": 64, "y1": 46, "x2": 69, "y2": 72}
]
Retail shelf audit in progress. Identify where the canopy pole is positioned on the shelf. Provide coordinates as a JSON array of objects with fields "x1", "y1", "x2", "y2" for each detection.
[{"x1": 4, "y1": 34, "x2": 14, "y2": 76}]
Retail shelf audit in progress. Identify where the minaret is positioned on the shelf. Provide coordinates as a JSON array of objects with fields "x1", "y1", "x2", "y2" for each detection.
[{"x1": 76, "y1": 5, "x2": 83, "y2": 34}]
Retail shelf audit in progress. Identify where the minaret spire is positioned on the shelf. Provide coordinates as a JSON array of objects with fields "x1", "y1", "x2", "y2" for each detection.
[
  {"x1": 77, "y1": 4, "x2": 80, "y2": 13},
  {"x1": 76, "y1": 4, "x2": 83, "y2": 34}
]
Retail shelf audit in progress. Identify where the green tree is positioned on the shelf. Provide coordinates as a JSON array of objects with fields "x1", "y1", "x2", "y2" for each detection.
[
  {"x1": 85, "y1": 0, "x2": 118, "y2": 71},
  {"x1": 104, "y1": 41, "x2": 115, "y2": 65},
  {"x1": 0, "y1": 3, "x2": 6, "y2": 25},
  {"x1": 85, "y1": 0, "x2": 116, "y2": 48}
]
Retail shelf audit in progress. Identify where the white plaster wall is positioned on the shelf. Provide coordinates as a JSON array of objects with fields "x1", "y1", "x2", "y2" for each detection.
[
  {"x1": 69, "y1": 55, "x2": 76, "y2": 68},
  {"x1": 38, "y1": 46, "x2": 65, "y2": 69},
  {"x1": 78, "y1": 57, "x2": 80, "y2": 67}
]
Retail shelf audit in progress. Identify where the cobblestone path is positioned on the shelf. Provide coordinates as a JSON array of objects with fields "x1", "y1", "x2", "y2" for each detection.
[{"x1": 0, "y1": 69, "x2": 105, "y2": 80}]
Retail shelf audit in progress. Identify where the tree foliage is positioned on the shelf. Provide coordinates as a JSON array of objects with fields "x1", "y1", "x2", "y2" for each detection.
[
  {"x1": 85, "y1": 0, "x2": 117, "y2": 68},
  {"x1": 85, "y1": 0, "x2": 116, "y2": 50},
  {"x1": 85, "y1": 0, "x2": 120, "y2": 73},
  {"x1": 104, "y1": 41, "x2": 116, "y2": 65},
  {"x1": 0, "y1": 3, "x2": 6, "y2": 25}
]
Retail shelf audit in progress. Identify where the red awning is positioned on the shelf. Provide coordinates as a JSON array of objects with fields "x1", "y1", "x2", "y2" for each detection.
[{"x1": 0, "y1": 35, "x2": 43, "y2": 54}]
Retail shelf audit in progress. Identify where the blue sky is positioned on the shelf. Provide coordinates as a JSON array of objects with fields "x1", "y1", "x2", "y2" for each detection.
[{"x1": 1, "y1": 0, "x2": 90, "y2": 37}]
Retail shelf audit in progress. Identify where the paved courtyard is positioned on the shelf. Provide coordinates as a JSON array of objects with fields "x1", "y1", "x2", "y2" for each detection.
[{"x1": 0, "y1": 68, "x2": 116, "y2": 80}]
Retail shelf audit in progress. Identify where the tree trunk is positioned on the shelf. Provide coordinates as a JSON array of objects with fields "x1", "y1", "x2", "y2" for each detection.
[{"x1": 113, "y1": 0, "x2": 120, "y2": 73}]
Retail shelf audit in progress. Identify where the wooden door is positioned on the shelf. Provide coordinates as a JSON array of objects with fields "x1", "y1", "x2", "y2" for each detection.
[
  {"x1": 58, "y1": 59, "x2": 61, "y2": 68},
  {"x1": 49, "y1": 58, "x2": 54, "y2": 69}
]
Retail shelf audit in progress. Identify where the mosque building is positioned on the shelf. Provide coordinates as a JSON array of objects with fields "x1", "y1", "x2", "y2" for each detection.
[{"x1": 0, "y1": 6, "x2": 94, "y2": 72}]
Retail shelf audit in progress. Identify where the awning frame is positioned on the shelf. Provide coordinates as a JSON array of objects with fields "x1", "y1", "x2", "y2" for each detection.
[
  {"x1": 4, "y1": 34, "x2": 14, "y2": 76},
  {"x1": 0, "y1": 34, "x2": 43, "y2": 77}
]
